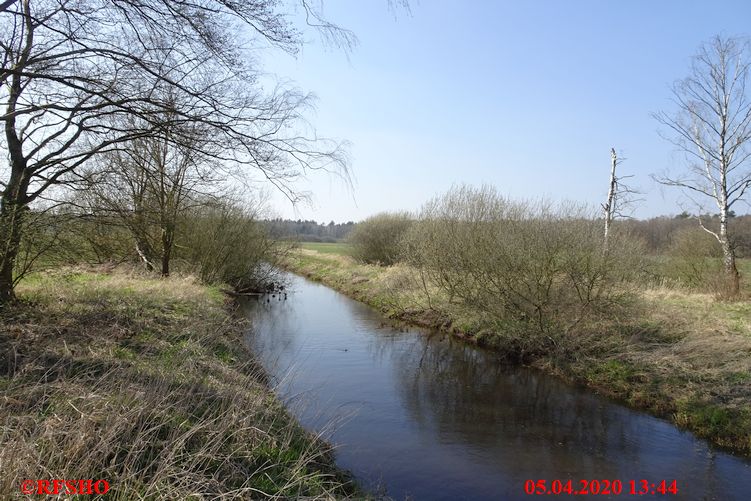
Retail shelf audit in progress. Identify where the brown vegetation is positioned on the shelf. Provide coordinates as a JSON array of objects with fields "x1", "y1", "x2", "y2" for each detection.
[
  {"x1": 0, "y1": 268, "x2": 357, "y2": 499},
  {"x1": 347, "y1": 212, "x2": 413, "y2": 266},
  {"x1": 401, "y1": 186, "x2": 645, "y2": 336}
]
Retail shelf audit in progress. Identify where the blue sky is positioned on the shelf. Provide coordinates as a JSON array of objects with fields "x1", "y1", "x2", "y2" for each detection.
[{"x1": 258, "y1": 0, "x2": 751, "y2": 223}]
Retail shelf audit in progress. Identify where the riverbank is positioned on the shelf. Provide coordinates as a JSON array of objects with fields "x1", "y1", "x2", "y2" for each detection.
[
  {"x1": 0, "y1": 267, "x2": 357, "y2": 498},
  {"x1": 283, "y1": 248, "x2": 751, "y2": 457}
]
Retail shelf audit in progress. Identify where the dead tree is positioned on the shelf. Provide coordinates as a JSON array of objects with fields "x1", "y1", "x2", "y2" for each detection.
[
  {"x1": 602, "y1": 148, "x2": 639, "y2": 250},
  {"x1": 603, "y1": 148, "x2": 618, "y2": 248}
]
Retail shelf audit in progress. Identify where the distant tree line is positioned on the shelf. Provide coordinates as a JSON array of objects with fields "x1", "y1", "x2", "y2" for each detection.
[{"x1": 265, "y1": 219, "x2": 356, "y2": 242}]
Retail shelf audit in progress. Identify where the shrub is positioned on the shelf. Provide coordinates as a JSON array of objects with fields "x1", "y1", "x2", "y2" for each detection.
[
  {"x1": 664, "y1": 226, "x2": 724, "y2": 290},
  {"x1": 176, "y1": 199, "x2": 284, "y2": 292},
  {"x1": 13, "y1": 208, "x2": 134, "y2": 282},
  {"x1": 47, "y1": 191, "x2": 283, "y2": 292},
  {"x1": 401, "y1": 185, "x2": 645, "y2": 334},
  {"x1": 348, "y1": 212, "x2": 413, "y2": 265}
]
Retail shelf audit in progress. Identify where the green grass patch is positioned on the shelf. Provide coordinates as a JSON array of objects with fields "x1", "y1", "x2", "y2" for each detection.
[
  {"x1": 299, "y1": 241, "x2": 352, "y2": 256},
  {"x1": 675, "y1": 400, "x2": 751, "y2": 450}
]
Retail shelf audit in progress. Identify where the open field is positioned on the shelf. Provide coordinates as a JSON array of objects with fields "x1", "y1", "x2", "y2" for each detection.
[
  {"x1": 282, "y1": 248, "x2": 751, "y2": 457},
  {"x1": 299, "y1": 242, "x2": 353, "y2": 256},
  {"x1": 0, "y1": 267, "x2": 357, "y2": 499}
]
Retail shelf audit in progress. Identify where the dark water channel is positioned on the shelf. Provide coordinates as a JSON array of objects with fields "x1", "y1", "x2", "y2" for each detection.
[{"x1": 241, "y1": 273, "x2": 751, "y2": 500}]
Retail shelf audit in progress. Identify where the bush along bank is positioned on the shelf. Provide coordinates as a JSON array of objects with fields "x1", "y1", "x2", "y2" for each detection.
[
  {"x1": 282, "y1": 247, "x2": 751, "y2": 458},
  {"x1": 0, "y1": 267, "x2": 358, "y2": 499}
]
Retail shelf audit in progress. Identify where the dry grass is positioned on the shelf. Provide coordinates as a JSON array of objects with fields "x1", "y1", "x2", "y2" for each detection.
[
  {"x1": 283, "y1": 249, "x2": 751, "y2": 456},
  {"x1": 0, "y1": 266, "x2": 357, "y2": 499}
]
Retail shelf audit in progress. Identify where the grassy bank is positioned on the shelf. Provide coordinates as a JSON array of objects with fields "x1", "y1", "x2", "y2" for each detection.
[
  {"x1": 283, "y1": 248, "x2": 751, "y2": 457},
  {"x1": 0, "y1": 267, "x2": 356, "y2": 499}
]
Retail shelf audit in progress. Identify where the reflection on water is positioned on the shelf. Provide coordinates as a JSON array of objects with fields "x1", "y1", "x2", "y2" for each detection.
[{"x1": 241, "y1": 273, "x2": 751, "y2": 501}]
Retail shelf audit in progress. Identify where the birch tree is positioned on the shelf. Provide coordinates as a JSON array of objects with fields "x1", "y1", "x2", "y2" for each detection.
[{"x1": 654, "y1": 36, "x2": 751, "y2": 297}]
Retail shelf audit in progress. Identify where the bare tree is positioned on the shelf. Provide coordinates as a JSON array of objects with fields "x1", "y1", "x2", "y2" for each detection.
[
  {"x1": 602, "y1": 148, "x2": 639, "y2": 250},
  {"x1": 0, "y1": 0, "x2": 351, "y2": 304},
  {"x1": 603, "y1": 148, "x2": 619, "y2": 248},
  {"x1": 83, "y1": 105, "x2": 224, "y2": 276},
  {"x1": 654, "y1": 36, "x2": 751, "y2": 296}
]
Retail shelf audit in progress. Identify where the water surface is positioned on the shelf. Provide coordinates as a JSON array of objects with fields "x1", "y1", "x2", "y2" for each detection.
[{"x1": 241, "y1": 273, "x2": 751, "y2": 500}]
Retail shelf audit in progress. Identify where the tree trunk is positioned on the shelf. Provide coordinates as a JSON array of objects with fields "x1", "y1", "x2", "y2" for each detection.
[
  {"x1": 132, "y1": 197, "x2": 155, "y2": 271},
  {"x1": 134, "y1": 235, "x2": 156, "y2": 272},
  {"x1": 1, "y1": 57, "x2": 31, "y2": 305},
  {"x1": 719, "y1": 213, "x2": 740, "y2": 297},
  {"x1": 722, "y1": 242, "x2": 741, "y2": 296},
  {"x1": 160, "y1": 225, "x2": 174, "y2": 277},
  {"x1": 603, "y1": 148, "x2": 617, "y2": 250},
  {"x1": 0, "y1": 175, "x2": 28, "y2": 305},
  {"x1": 0, "y1": 202, "x2": 22, "y2": 303}
]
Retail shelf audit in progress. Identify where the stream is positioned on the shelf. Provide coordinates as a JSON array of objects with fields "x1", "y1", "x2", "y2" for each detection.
[{"x1": 240, "y1": 272, "x2": 751, "y2": 500}]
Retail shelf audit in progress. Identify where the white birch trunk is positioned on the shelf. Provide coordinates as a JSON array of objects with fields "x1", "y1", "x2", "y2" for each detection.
[{"x1": 603, "y1": 148, "x2": 617, "y2": 250}]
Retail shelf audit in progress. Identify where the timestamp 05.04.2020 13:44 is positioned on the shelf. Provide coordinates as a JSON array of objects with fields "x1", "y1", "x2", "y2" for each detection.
[{"x1": 524, "y1": 479, "x2": 679, "y2": 496}]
